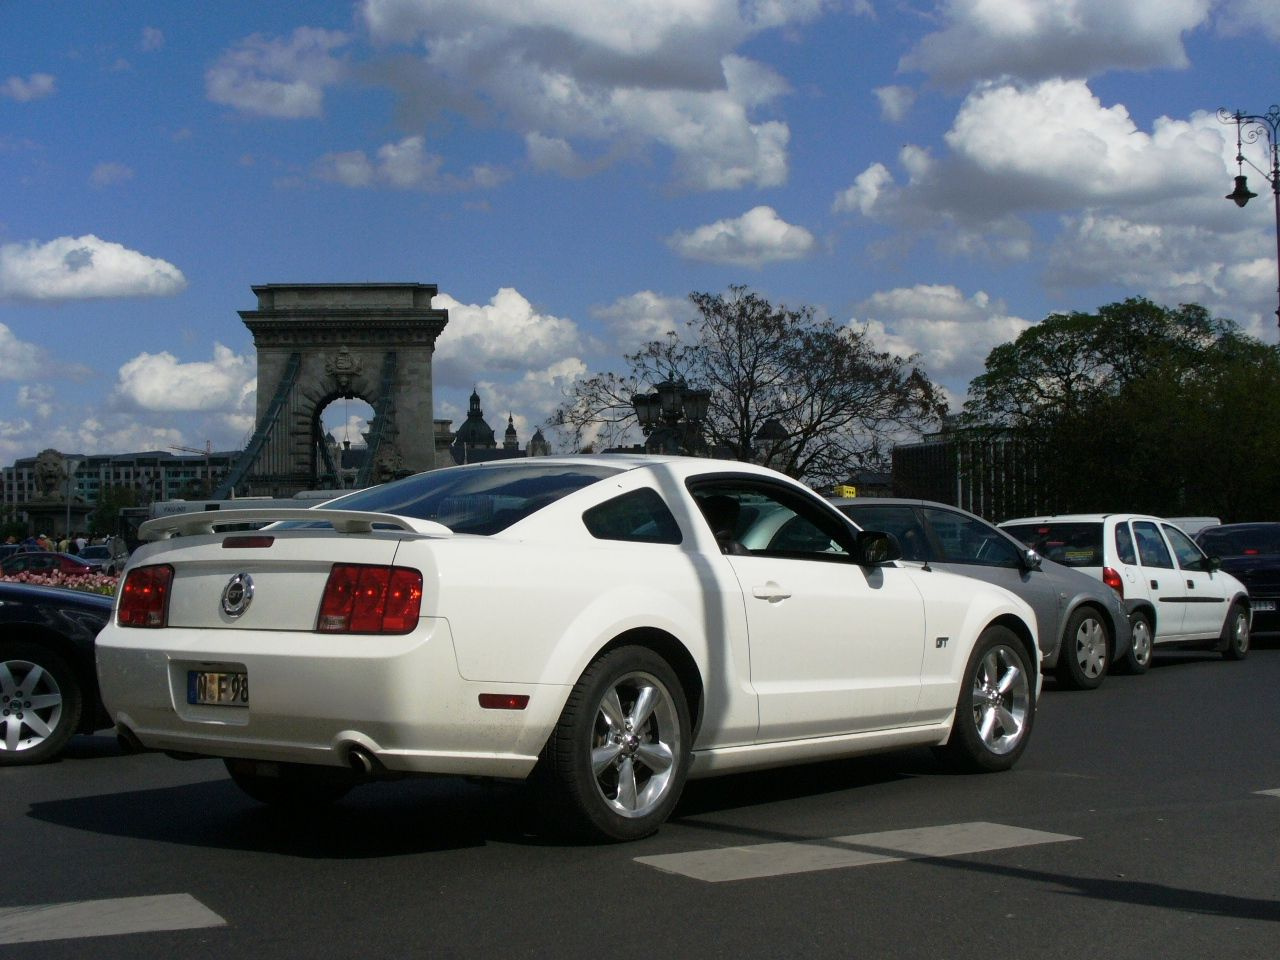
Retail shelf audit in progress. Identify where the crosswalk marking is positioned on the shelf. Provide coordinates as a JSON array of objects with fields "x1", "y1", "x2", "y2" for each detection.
[
  {"x1": 635, "y1": 821, "x2": 1079, "y2": 882},
  {"x1": 0, "y1": 894, "x2": 224, "y2": 945}
]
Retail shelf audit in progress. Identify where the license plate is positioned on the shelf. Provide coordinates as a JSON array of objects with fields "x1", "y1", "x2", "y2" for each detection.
[
  {"x1": 188, "y1": 670, "x2": 249, "y2": 706},
  {"x1": 1253, "y1": 600, "x2": 1276, "y2": 612}
]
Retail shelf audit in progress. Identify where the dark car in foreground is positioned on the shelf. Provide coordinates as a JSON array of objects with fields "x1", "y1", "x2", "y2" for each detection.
[
  {"x1": 834, "y1": 497, "x2": 1134, "y2": 689},
  {"x1": 0, "y1": 581, "x2": 113, "y2": 764},
  {"x1": 1195, "y1": 523, "x2": 1280, "y2": 633}
]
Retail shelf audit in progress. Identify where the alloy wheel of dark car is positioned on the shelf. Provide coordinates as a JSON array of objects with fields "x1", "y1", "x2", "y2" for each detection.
[{"x1": 0, "y1": 641, "x2": 84, "y2": 765}]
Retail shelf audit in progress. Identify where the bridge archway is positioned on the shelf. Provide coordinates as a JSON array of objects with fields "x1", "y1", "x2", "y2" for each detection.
[{"x1": 215, "y1": 283, "x2": 449, "y2": 497}]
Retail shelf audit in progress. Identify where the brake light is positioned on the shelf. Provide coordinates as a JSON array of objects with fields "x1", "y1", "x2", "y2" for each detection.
[
  {"x1": 317, "y1": 564, "x2": 423, "y2": 634},
  {"x1": 1102, "y1": 566, "x2": 1124, "y2": 598},
  {"x1": 118, "y1": 565, "x2": 174, "y2": 628}
]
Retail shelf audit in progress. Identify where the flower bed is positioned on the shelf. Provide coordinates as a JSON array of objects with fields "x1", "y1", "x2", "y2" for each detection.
[{"x1": 0, "y1": 571, "x2": 118, "y2": 596}]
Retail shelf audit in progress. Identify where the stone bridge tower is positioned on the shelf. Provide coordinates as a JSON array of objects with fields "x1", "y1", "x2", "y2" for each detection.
[{"x1": 214, "y1": 283, "x2": 449, "y2": 497}]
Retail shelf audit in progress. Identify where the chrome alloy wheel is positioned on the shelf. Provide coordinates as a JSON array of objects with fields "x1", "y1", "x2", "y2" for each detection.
[
  {"x1": 589, "y1": 670, "x2": 681, "y2": 820},
  {"x1": 0, "y1": 657, "x2": 63, "y2": 755},
  {"x1": 1073, "y1": 616, "x2": 1107, "y2": 679},
  {"x1": 969, "y1": 644, "x2": 1031, "y2": 756}
]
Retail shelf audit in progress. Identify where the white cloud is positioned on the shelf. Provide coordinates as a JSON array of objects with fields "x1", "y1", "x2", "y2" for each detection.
[
  {"x1": 113, "y1": 343, "x2": 255, "y2": 414},
  {"x1": 206, "y1": 27, "x2": 349, "y2": 118},
  {"x1": 1214, "y1": 0, "x2": 1280, "y2": 41},
  {"x1": 846, "y1": 81, "x2": 1237, "y2": 242},
  {"x1": 90, "y1": 162, "x2": 134, "y2": 187},
  {"x1": 1045, "y1": 212, "x2": 1277, "y2": 332},
  {"x1": 833, "y1": 162, "x2": 892, "y2": 215},
  {"x1": 1, "y1": 73, "x2": 56, "y2": 102},
  {"x1": 315, "y1": 136, "x2": 510, "y2": 191},
  {"x1": 667, "y1": 205, "x2": 817, "y2": 267},
  {"x1": 855, "y1": 285, "x2": 1032, "y2": 401},
  {"x1": 591, "y1": 290, "x2": 698, "y2": 352},
  {"x1": 432, "y1": 287, "x2": 585, "y2": 388},
  {"x1": 0, "y1": 325, "x2": 48, "y2": 380},
  {"x1": 357, "y1": 0, "x2": 826, "y2": 189},
  {"x1": 0, "y1": 235, "x2": 186, "y2": 301},
  {"x1": 141, "y1": 27, "x2": 165, "y2": 51},
  {"x1": 900, "y1": 0, "x2": 1213, "y2": 89},
  {"x1": 875, "y1": 85, "x2": 916, "y2": 123}
]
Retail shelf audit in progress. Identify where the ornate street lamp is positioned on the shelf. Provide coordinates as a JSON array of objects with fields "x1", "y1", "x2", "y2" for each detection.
[
  {"x1": 1219, "y1": 105, "x2": 1280, "y2": 328},
  {"x1": 630, "y1": 379, "x2": 710, "y2": 455}
]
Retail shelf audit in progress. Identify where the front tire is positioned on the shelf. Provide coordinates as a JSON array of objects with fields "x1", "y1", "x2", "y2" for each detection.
[
  {"x1": 1221, "y1": 602, "x2": 1250, "y2": 660},
  {"x1": 1055, "y1": 607, "x2": 1109, "y2": 690},
  {"x1": 537, "y1": 646, "x2": 691, "y2": 842},
  {"x1": 942, "y1": 626, "x2": 1034, "y2": 773},
  {"x1": 0, "y1": 641, "x2": 83, "y2": 765}
]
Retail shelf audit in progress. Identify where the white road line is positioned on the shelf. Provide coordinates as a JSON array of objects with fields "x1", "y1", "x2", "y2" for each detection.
[
  {"x1": 1257, "y1": 789, "x2": 1280, "y2": 798},
  {"x1": 635, "y1": 821, "x2": 1080, "y2": 883},
  {"x1": 0, "y1": 894, "x2": 225, "y2": 945}
]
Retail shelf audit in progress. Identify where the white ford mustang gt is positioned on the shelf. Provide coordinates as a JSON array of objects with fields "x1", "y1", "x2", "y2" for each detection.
[{"x1": 96, "y1": 455, "x2": 1040, "y2": 841}]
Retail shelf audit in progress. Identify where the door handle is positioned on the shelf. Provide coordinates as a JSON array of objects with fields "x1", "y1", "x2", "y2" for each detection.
[
  {"x1": 1187, "y1": 579, "x2": 1195, "y2": 588},
  {"x1": 752, "y1": 583, "x2": 792, "y2": 603},
  {"x1": 1150, "y1": 580, "x2": 1158, "y2": 589}
]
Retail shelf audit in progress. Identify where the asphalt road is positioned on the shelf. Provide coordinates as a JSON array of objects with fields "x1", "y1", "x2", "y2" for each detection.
[{"x1": 4, "y1": 644, "x2": 1278, "y2": 960}]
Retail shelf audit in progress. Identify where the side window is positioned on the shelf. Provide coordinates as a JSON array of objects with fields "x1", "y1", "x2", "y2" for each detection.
[
  {"x1": 691, "y1": 482, "x2": 850, "y2": 561},
  {"x1": 1163, "y1": 524, "x2": 1206, "y2": 569},
  {"x1": 1114, "y1": 523, "x2": 1137, "y2": 565},
  {"x1": 841, "y1": 504, "x2": 931, "y2": 561},
  {"x1": 922, "y1": 507, "x2": 1020, "y2": 567},
  {"x1": 1132, "y1": 521, "x2": 1173, "y2": 569},
  {"x1": 582, "y1": 488, "x2": 682, "y2": 545}
]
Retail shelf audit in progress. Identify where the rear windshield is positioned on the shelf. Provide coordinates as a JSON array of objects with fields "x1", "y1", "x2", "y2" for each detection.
[
  {"x1": 290, "y1": 462, "x2": 621, "y2": 535},
  {"x1": 1001, "y1": 521, "x2": 1103, "y2": 567},
  {"x1": 1197, "y1": 526, "x2": 1280, "y2": 556}
]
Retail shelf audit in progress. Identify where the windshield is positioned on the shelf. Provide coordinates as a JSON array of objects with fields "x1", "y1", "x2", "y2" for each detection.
[
  {"x1": 1001, "y1": 521, "x2": 1103, "y2": 567},
  {"x1": 292, "y1": 462, "x2": 623, "y2": 535}
]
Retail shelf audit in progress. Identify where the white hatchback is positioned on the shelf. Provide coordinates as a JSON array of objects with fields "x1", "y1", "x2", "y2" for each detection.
[{"x1": 999, "y1": 513, "x2": 1251, "y2": 671}]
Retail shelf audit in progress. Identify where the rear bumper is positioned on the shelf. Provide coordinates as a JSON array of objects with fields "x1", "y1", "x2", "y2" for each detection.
[{"x1": 95, "y1": 618, "x2": 567, "y2": 778}]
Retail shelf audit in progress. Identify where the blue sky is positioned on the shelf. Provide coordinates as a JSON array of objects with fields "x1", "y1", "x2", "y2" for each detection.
[{"x1": 2, "y1": 0, "x2": 1278, "y2": 463}]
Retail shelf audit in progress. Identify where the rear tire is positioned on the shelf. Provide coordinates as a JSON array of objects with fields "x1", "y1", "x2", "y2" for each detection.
[
  {"x1": 942, "y1": 626, "x2": 1034, "y2": 773},
  {"x1": 1055, "y1": 607, "x2": 1109, "y2": 690},
  {"x1": 224, "y1": 759, "x2": 355, "y2": 808},
  {"x1": 1118, "y1": 611, "x2": 1153, "y2": 674},
  {"x1": 536, "y1": 646, "x2": 690, "y2": 842},
  {"x1": 0, "y1": 641, "x2": 83, "y2": 765},
  {"x1": 1221, "y1": 602, "x2": 1250, "y2": 660}
]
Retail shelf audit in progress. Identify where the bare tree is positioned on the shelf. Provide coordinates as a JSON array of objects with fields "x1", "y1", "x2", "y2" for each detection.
[{"x1": 552, "y1": 286, "x2": 946, "y2": 485}]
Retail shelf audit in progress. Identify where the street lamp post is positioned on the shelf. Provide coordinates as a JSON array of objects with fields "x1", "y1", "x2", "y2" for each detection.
[
  {"x1": 631, "y1": 379, "x2": 711, "y2": 455},
  {"x1": 1219, "y1": 105, "x2": 1280, "y2": 328}
]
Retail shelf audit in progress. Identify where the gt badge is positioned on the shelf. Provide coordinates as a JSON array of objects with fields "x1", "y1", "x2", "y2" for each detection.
[{"x1": 221, "y1": 573, "x2": 255, "y2": 618}]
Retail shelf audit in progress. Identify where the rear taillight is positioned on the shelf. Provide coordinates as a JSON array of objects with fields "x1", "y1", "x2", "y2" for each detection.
[
  {"x1": 1102, "y1": 566, "x2": 1124, "y2": 598},
  {"x1": 118, "y1": 565, "x2": 174, "y2": 628},
  {"x1": 317, "y1": 564, "x2": 423, "y2": 634}
]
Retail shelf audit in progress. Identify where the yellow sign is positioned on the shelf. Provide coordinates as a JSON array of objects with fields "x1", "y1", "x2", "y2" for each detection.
[{"x1": 833, "y1": 484, "x2": 857, "y2": 498}]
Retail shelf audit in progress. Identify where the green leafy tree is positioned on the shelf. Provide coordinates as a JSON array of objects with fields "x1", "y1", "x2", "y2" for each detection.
[
  {"x1": 553, "y1": 286, "x2": 947, "y2": 485},
  {"x1": 964, "y1": 298, "x2": 1280, "y2": 518}
]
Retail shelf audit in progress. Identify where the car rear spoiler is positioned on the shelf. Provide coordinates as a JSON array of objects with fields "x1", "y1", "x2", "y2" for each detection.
[{"x1": 138, "y1": 508, "x2": 454, "y2": 541}]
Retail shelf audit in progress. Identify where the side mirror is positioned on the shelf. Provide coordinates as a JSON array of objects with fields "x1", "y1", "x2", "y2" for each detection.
[
  {"x1": 1201, "y1": 555, "x2": 1222, "y2": 572},
  {"x1": 1022, "y1": 548, "x2": 1043, "y2": 572},
  {"x1": 855, "y1": 530, "x2": 902, "y2": 566}
]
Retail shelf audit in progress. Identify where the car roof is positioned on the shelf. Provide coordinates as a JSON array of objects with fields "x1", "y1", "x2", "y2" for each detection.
[{"x1": 998, "y1": 513, "x2": 1161, "y2": 524}]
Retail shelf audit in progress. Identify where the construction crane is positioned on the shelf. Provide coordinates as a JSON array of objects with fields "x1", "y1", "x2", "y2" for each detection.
[{"x1": 170, "y1": 441, "x2": 213, "y2": 496}]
